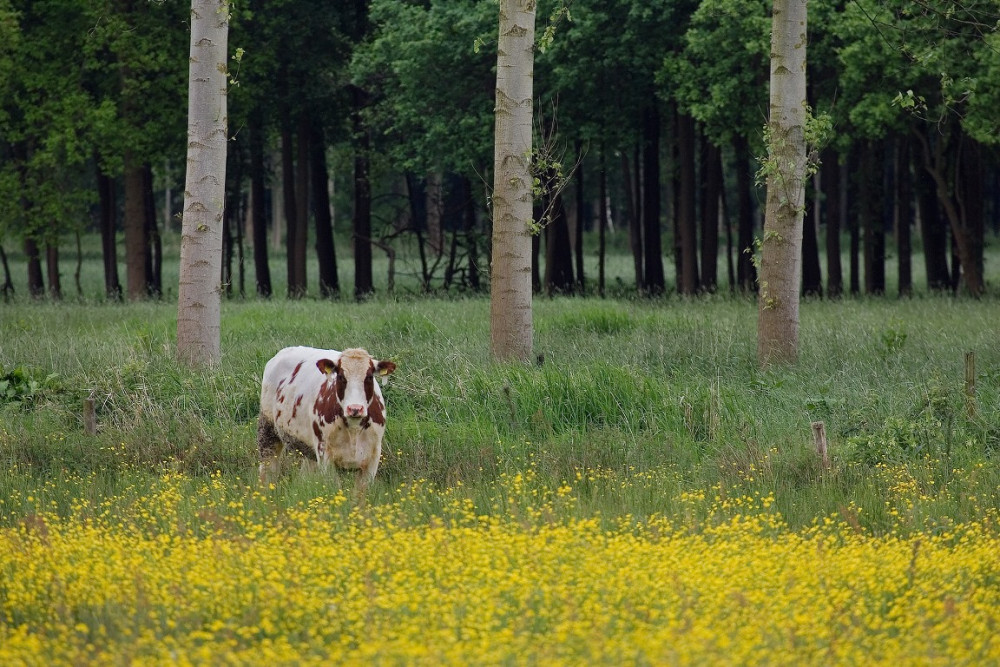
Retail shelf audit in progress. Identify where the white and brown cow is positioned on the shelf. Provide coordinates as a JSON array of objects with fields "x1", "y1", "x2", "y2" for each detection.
[{"x1": 258, "y1": 346, "x2": 397, "y2": 485}]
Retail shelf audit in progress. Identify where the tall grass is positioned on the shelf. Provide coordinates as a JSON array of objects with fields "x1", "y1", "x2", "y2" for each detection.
[{"x1": 1, "y1": 293, "x2": 997, "y2": 534}]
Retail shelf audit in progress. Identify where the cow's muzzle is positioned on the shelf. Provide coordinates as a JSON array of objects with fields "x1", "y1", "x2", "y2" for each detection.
[{"x1": 345, "y1": 404, "x2": 365, "y2": 418}]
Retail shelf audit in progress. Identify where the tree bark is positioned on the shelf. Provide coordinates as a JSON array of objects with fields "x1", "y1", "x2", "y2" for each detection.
[
  {"x1": 352, "y1": 91, "x2": 374, "y2": 300},
  {"x1": 489, "y1": 0, "x2": 536, "y2": 362},
  {"x1": 574, "y1": 143, "x2": 586, "y2": 290},
  {"x1": 621, "y1": 150, "x2": 643, "y2": 291},
  {"x1": 176, "y1": 0, "x2": 229, "y2": 367},
  {"x1": 860, "y1": 142, "x2": 885, "y2": 295},
  {"x1": 143, "y1": 163, "x2": 162, "y2": 297},
  {"x1": 543, "y1": 183, "x2": 574, "y2": 294},
  {"x1": 733, "y1": 135, "x2": 757, "y2": 292},
  {"x1": 896, "y1": 139, "x2": 912, "y2": 297},
  {"x1": 821, "y1": 151, "x2": 842, "y2": 298},
  {"x1": 24, "y1": 238, "x2": 44, "y2": 298},
  {"x1": 700, "y1": 137, "x2": 721, "y2": 293},
  {"x1": 46, "y1": 244, "x2": 61, "y2": 300},
  {"x1": 642, "y1": 104, "x2": 665, "y2": 295},
  {"x1": 96, "y1": 163, "x2": 122, "y2": 300},
  {"x1": 757, "y1": 0, "x2": 807, "y2": 367},
  {"x1": 801, "y1": 174, "x2": 822, "y2": 297},
  {"x1": 312, "y1": 121, "x2": 339, "y2": 298},
  {"x1": 675, "y1": 109, "x2": 698, "y2": 295},
  {"x1": 293, "y1": 113, "x2": 310, "y2": 294},
  {"x1": 123, "y1": 150, "x2": 149, "y2": 300},
  {"x1": 249, "y1": 113, "x2": 272, "y2": 297}
]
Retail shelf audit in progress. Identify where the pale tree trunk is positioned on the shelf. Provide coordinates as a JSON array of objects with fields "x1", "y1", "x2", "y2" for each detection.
[
  {"x1": 489, "y1": 0, "x2": 536, "y2": 362},
  {"x1": 177, "y1": 0, "x2": 229, "y2": 367},
  {"x1": 757, "y1": 0, "x2": 807, "y2": 367}
]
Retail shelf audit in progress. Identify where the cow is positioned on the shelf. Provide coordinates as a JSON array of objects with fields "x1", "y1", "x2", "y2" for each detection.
[{"x1": 257, "y1": 346, "x2": 397, "y2": 486}]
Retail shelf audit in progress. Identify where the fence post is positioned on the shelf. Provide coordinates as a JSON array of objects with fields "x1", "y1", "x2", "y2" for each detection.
[{"x1": 812, "y1": 421, "x2": 830, "y2": 470}]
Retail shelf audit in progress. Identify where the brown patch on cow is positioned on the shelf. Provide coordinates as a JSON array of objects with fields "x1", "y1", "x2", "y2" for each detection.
[
  {"x1": 368, "y1": 394, "x2": 386, "y2": 427},
  {"x1": 291, "y1": 394, "x2": 304, "y2": 419},
  {"x1": 312, "y1": 421, "x2": 323, "y2": 441},
  {"x1": 313, "y1": 380, "x2": 343, "y2": 424},
  {"x1": 289, "y1": 361, "x2": 305, "y2": 384}
]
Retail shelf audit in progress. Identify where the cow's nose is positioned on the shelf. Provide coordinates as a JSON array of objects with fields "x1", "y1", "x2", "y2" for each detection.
[{"x1": 346, "y1": 404, "x2": 365, "y2": 417}]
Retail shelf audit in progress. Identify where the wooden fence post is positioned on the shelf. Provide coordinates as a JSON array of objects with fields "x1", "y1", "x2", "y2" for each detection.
[
  {"x1": 812, "y1": 421, "x2": 830, "y2": 470},
  {"x1": 83, "y1": 391, "x2": 97, "y2": 435}
]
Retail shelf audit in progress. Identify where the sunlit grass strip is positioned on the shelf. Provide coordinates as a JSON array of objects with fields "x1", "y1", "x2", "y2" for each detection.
[{"x1": 2, "y1": 475, "x2": 999, "y2": 664}]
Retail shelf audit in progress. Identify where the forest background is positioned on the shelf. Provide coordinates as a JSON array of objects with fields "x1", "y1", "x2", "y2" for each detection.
[{"x1": 2, "y1": 0, "x2": 999, "y2": 303}]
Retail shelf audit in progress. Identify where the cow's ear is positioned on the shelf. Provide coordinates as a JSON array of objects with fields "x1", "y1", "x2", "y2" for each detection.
[
  {"x1": 316, "y1": 359, "x2": 337, "y2": 375},
  {"x1": 376, "y1": 360, "x2": 397, "y2": 376}
]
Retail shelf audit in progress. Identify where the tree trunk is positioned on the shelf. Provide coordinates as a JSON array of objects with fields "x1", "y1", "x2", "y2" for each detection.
[
  {"x1": 821, "y1": 151, "x2": 842, "y2": 298},
  {"x1": 143, "y1": 163, "x2": 162, "y2": 297},
  {"x1": 281, "y1": 121, "x2": 301, "y2": 297},
  {"x1": 642, "y1": 104, "x2": 665, "y2": 295},
  {"x1": 914, "y1": 125, "x2": 984, "y2": 295},
  {"x1": 734, "y1": 135, "x2": 757, "y2": 292},
  {"x1": 46, "y1": 244, "x2": 61, "y2": 300},
  {"x1": 489, "y1": 0, "x2": 536, "y2": 362},
  {"x1": 96, "y1": 164, "x2": 122, "y2": 300},
  {"x1": 916, "y1": 163, "x2": 949, "y2": 290},
  {"x1": 574, "y1": 143, "x2": 586, "y2": 290},
  {"x1": 896, "y1": 139, "x2": 912, "y2": 297},
  {"x1": 598, "y1": 146, "x2": 608, "y2": 297},
  {"x1": 801, "y1": 173, "x2": 822, "y2": 297},
  {"x1": 176, "y1": 0, "x2": 229, "y2": 367},
  {"x1": 0, "y1": 244, "x2": 14, "y2": 299},
  {"x1": 860, "y1": 142, "x2": 885, "y2": 295},
  {"x1": 294, "y1": 113, "x2": 310, "y2": 294},
  {"x1": 249, "y1": 113, "x2": 272, "y2": 297},
  {"x1": 621, "y1": 150, "x2": 643, "y2": 291},
  {"x1": 123, "y1": 150, "x2": 149, "y2": 300},
  {"x1": 312, "y1": 122, "x2": 339, "y2": 298},
  {"x1": 461, "y1": 175, "x2": 481, "y2": 291},
  {"x1": 675, "y1": 109, "x2": 698, "y2": 294},
  {"x1": 847, "y1": 153, "x2": 860, "y2": 295},
  {"x1": 352, "y1": 91, "x2": 374, "y2": 300},
  {"x1": 757, "y1": 0, "x2": 807, "y2": 367},
  {"x1": 543, "y1": 185, "x2": 574, "y2": 294},
  {"x1": 24, "y1": 238, "x2": 44, "y2": 298},
  {"x1": 700, "y1": 136, "x2": 721, "y2": 293}
]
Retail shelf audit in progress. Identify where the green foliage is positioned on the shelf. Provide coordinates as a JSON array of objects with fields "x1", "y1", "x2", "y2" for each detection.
[{"x1": 0, "y1": 366, "x2": 62, "y2": 409}]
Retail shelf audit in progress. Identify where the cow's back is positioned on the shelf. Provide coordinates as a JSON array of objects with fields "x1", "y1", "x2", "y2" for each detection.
[{"x1": 260, "y1": 346, "x2": 341, "y2": 431}]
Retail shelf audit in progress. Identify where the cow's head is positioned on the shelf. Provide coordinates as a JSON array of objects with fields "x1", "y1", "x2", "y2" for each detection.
[{"x1": 314, "y1": 348, "x2": 396, "y2": 428}]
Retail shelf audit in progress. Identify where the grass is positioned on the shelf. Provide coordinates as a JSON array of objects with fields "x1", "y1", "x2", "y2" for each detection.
[
  {"x1": 1, "y1": 293, "x2": 998, "y2": 533},
  {"x1": 1, "y1": 241, "x2": 999, "y2": 662}
]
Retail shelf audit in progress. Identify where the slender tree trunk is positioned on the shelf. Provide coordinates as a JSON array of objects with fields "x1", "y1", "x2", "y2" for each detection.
[
  {"x1": 642, "y1": 104, "x2": 665, "y2": 295},
  {"x1": 24, "y1": 238, "x2": 44, "y2": 297},
  {"x1": 848, "y1": 153, "x2": 861, "y2": 295},
  {"x1": 896, "y1": 139, "x2": 913, "y2": 297},
  {"x1": 675, "y1": 109, "x2": 698, "y2": 294},
  {"x1": 860, "y1": 142, "x2": 885, "y2": 295},
  {"x1": 123, "y1": 150, "x2": 149, "y2": 300},
  {"x1": 598, "y1": 146, "x2": 608, "y2": 297},
  {"x1": 757, "y1": 0, "x2": 807, "y2": 366},
  {"x1": 700, "y1": 137, "x2": 721, "y2": 293},
  {"x1": 462, "y1": 175, "x2": 481, "y2": 291},
  {"x1": 293, "y1": 113, "x2": 310, "y2": 294},
  {"x1": 621, "y1": 150, "x2": 643, "y2": 291},
  {"x1": 426, "y1": 171, "x2": 444, "y2": 258},
  {"x1": 543, "y1": 184, "x2": 574, "y2": 294},
  {"x1": 312, "y1": 122, "x2": 339, "y2": 298},
  {"x1": 177, "y1": 0, "x2": 229, "y2": 366},
  {"x1": 249, "y1": 113, "x2": 272, "y2": 297},
  {"x1": 143, "y1": 163, "x2": 162, "y2": 297},
  {"x1": 821, "y1": 151, "x2": 842, "y2": 298},
  {"x1": 801, "y1": 173, "x2": 822, "y2": 296},
  {"x1": 574, "y1": 143, "x2": 586, "y2": 290},
  {"x1": 916, "y1": 162, "x2": 949, "y2": 290},
  {"x1": 352, "y1": 91, "x2": 374, "y2": 300},
  {"x1": 734, "y1": 135, "x2": 757, "y2": 292},
  {"x1": 0, "y1": 244, "x2": 14, "y2": 299},
  {"x1": 490, "y1": 0, "x2": 536, "y2": 362},
  {"x1": 45, "y1": 244, "x2": 61, "y2": 300},
  {"x1": 97, "y1": 163, "x2": 122, "y2": 300},
  {"x1": 281, "y1": 121, "x2": 300, "y2": 297}
]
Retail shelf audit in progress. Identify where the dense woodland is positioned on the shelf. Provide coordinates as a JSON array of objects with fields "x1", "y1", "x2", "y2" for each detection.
[{"x1": 1, "y1": 0, "x2": 999, "y2": 302}]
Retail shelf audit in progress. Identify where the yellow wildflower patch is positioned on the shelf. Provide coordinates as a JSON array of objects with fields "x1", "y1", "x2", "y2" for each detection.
[{"x1": 1, "y1": 471, "x2": 999, "y2": 664}]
